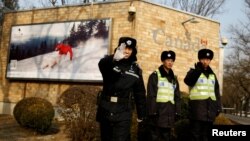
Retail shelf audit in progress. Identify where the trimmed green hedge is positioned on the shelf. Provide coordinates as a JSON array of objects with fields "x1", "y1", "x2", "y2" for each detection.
[{"x1": 13, "y1": 97, "x2": 55, "y2": 133}]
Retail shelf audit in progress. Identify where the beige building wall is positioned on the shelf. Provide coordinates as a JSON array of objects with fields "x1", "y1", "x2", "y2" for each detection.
[
  {"x1": 134, "y1": 1, "x2": 220, "y2": 92},
  {"x1": 0, "y1": 1, "x2": 221, "y2": 114}
]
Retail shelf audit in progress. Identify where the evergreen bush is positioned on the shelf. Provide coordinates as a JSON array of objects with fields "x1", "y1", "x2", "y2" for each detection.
[{"x1": 13, "y1": 97, "x2": 55, "y2": 133}]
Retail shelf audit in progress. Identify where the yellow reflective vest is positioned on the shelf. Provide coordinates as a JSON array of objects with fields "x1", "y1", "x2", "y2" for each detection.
[
  {"x1": 189, "y1": 73, "x2": 216, "y2": 100},
  {"x1": 156, "y1": 69, "x2": 175, "y2": 104}
]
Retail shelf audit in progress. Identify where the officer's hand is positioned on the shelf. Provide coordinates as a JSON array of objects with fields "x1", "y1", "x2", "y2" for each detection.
[
  {"x1": 138, "y1": 118, "x2": 149, "y2": 129},
  {"x1": 137, "y1": 118, "x2": 143, "y2": 122},
  {"x1": 113, "y1": 43, "x2": 126, "y2": 61},
  {"x1": 137, "y1": 118, "x2": 149, "y2": 141},
  {"x1": 195, "y1": 62, "x2": 203, "y2": 71}
]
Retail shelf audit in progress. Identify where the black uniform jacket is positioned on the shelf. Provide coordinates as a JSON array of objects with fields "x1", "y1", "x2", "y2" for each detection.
[
  {"x1": 184, "y1": 63, "x2": 222, "y2": 122},
  {"x1": 96, "y1": 55, "x2": 146, "y2": 122},
  {"x1": 147, "y1": 65, "x2": 181, "y2": 128}
]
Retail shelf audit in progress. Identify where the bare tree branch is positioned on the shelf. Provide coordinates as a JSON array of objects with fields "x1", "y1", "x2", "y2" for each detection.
[
  {"x1": 165, "y1": 0, "x2": 226, "y2": 17},
  {"x1": 49, "y1": 0, "x2": 57, "y2": 6},
  {"x1": 224, "y1": 0, "x2": 250, "y2": 115}
]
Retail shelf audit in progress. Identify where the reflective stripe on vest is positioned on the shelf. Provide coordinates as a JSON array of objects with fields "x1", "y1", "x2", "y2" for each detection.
[
  {"x1": 156, "y1": 69, "x2": 175, "y2": 104},
  {"x1": 189, "y1": 73, "x2": 216, "y2": 100}
]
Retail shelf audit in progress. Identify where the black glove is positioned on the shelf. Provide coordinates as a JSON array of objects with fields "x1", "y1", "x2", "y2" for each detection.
[{"x1": 195, "y1": 62, "x2": 203, "y2": 72}]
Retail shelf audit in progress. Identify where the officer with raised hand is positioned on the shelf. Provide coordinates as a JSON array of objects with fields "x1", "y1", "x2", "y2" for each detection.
[
  {"x1": 184, "y1": 48, "x2": 222, "y2": 141},
  {"x1": 96, "y1": 37, "x2": 146, "y2": 141}
]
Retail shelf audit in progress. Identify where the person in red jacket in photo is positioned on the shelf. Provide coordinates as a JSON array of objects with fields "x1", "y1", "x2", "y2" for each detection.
[
  {"x1": 55, "y1": 43, "x2": 73, "y2": 61},
  {"x1": 43, "y1": 42, "x2": 73, "y2": 69}
]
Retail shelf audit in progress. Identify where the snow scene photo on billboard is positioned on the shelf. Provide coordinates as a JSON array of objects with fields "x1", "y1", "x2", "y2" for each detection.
[{"x1": 6, "y1": 18, "x2": 111, "y2": 82}]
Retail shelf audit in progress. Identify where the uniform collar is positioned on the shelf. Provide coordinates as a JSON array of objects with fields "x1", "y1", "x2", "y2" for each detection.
[{"x1": 159, "y1": 65, "x2": 174, "y2": 79}]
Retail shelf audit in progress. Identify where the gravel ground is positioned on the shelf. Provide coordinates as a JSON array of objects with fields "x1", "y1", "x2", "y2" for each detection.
[{"x1": 0, "y1": 114, "x2": 70, "y2": 141}]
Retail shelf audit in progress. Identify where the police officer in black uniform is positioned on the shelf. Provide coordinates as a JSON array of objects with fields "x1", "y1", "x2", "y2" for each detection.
[
  {"x1": 96, "y1": 37, "x2": 147, "y2": 141},
  {"x1": 184, "y1": 48, "x2": 222, "y2": 141},
  {"x1": 147, "y1": 50, "x2": 181, "y2": 141}
]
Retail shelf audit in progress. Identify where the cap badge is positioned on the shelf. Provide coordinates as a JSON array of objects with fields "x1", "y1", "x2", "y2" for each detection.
[
  {"x1": 207, "y1": 53, "x2": 210, "y2": 56},
  {"x1": 168, "y1": 54, "x2": 171, "y2": 57},
  {"x1": 127, "y1": 40, "x2": 132, "y2": 46}
]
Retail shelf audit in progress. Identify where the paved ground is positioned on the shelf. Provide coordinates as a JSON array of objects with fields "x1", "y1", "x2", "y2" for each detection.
[
  {"x1": 1, "y1": 113, "x2": 249, "y2": 141},
  {"x1": 223, "y1": 114, "x2": 250, "y2": 125},
  {"x1": 0, "y1": 114, "x2": 70, "y2": 141}
]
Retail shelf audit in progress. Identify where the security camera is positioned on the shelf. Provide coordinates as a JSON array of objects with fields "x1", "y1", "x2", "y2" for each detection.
[
  {"x1": 128, "y1": 6, "x2": 136, "y2": 15},
  {"x1": 221, "y1": 37, "x2": 228, "y2": 46}
]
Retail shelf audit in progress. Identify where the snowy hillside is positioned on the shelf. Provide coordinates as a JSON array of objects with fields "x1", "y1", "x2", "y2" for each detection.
[{"x1": 7, "y1": 37, "x2": 108, "y2": 81}]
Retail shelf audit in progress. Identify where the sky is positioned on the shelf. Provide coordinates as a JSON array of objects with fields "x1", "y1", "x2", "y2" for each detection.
[
  {"x1": 214, "y1": 0, "x2": 246, "y2": 44},
  {"x1": 212, "y1": 0, "x2": 246, "y2": 57}
]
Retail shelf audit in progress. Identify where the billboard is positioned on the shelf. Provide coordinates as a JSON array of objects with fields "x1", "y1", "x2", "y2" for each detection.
[{"x1": 6, "y1": 18, "x2": 111, "y2": 82}]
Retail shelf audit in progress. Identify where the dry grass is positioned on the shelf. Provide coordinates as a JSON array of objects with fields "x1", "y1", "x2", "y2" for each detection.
[{"x1": 214, "y1": 113, "x2": 234, "y2": 125}]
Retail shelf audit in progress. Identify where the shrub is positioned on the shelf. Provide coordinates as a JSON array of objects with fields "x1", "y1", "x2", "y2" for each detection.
[
  {"x1": 57, "y1": 85, "x2": 101, "y2": 141},
  {"x1": 13, "y1": 97, "x2": 55, "y2": 133},
  {"x1": 214, "y1": 113, "x2": 234, "y2": 125}
]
